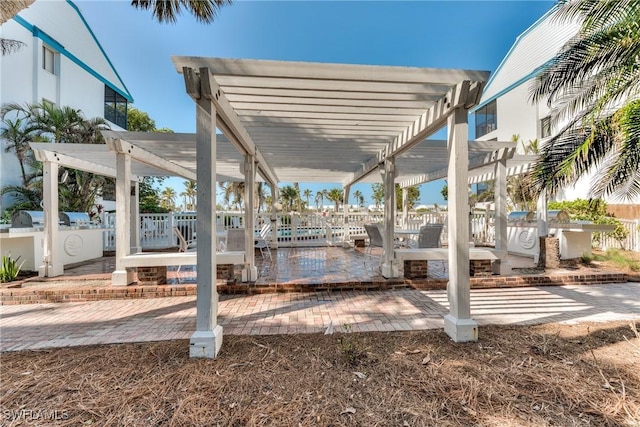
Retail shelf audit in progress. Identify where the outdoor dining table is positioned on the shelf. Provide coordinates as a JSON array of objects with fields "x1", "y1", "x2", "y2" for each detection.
[{"x1": 393, "y1": 228, "x2": 421, "y2": 248}]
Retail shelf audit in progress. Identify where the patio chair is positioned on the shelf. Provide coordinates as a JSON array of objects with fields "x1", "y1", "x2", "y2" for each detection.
[
  {"x1": 254, "y1": 223, "x2": 272, "y2": 259},
  {"x1": 418, "y1": 224, "x2": 444, "y2": 248},
  {"x1": 363, "y1": 223, "x2": 384, "y2": 266},
  {"x1": 418, "y1": 224, "x2": 446, "y2": 276},
  {"x1": 226, "y1": 228, "x2": 245, "y2": 252},
  {"x1": 173, "y1": 227, "x2": 196, "y2": 282}
]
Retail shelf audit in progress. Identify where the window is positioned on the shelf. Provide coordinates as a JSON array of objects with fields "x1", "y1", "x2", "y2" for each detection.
[
  {"x1": 474, "y1": 100, "x2": 497, "y2": 137},
  {"x1": 42, "y1": 45, "x2": 56, "y2": 74},
  {"x1": 540, "y1": 116, "x2": 551, "y2": 138},
  {"x1": 104, "y1": 86, "x2": 128, "y2": 129}
]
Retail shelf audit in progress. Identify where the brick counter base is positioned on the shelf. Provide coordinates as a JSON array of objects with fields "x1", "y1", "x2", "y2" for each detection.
[{"x1": 0, "y1": 271, "x2": 630, "y2": 304}]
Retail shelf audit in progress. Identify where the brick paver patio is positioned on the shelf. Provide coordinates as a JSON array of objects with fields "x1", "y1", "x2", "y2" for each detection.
[{"x1": 1, "y1": 283, "x2": 638, "y2": 352}]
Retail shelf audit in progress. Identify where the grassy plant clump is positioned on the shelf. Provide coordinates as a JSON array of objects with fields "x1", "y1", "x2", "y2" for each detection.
[
  {"x1": 0, "y1": 254, "x2": 25, "y2": 282},
  {"x1": 593, "y1": 249, "x2": 640, "y2": 272}
]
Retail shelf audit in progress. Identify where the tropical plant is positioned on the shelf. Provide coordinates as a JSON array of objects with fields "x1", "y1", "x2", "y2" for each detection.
[
  {"x1": 256, "y1": 182, "x2": 268, "y2": 213},
  {"x1": 219, "y1": 181, "x2": 244, "y2": 210},
  {"x1": 530, "y1": 0, "x2": 640, "y2": 201},
  {"x1": 371, "y1": 184, "x2": 384, "y2": 208},
  {"x1": 506, "y1": 136, "x2": 541, "y2": 211},
  {"x1": 1, "y1": 102, "x2": 110, "y2": 215},
  {"x1": 395, "y1": 184, "x2": 420, "y2": 210},
  {"x1": 0, "y1": 254, "x2": 25, "y2": 283},
  {"x1": 352, "y1": 190, "x2": 364, "y2": 208},
  {"x1": 303, "y1": 189, "x2": 312, "y2": 211},
  {"x1": 181, "y1": 180, "x2": 197, "y2": 211},
  {"x1": 131, "y1": 0, "x2": 230, "y2": 24},
  {"x1": 160, "y1": 187, "x2": 177, "y2": 211},
  {"x1": 279, "y1": 185, "x2": 299, "y2": 212},
  {"x1": 325, "y1": 188, "x2": 343, "y2": 212},
  {"x1": 0, "y1": 117, "x2": 40, "y2": 186},
  {"x1": 314, "y1": 189, "x2": 326, "y2": 211}
]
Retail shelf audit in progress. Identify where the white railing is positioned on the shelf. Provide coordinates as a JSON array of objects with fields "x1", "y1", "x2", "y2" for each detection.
[
  {"x1": 596, "y1": 219, "x2": 640, "y2": 252},
  {"x1": 103, "y1": 211, "x2": 638, "y2": 253}
]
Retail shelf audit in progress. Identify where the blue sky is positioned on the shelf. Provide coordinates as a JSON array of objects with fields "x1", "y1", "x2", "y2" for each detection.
[{"x1": 77, "y1": 0, "x2": 554, "y2": 208}]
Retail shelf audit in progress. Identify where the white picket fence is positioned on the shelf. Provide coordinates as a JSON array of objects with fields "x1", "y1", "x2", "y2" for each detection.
[{"x1": 103, "y1": 211, "x2": 638, "y2": 252}]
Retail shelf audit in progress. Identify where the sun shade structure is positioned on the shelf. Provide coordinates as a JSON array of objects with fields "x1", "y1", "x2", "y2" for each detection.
[
  {"x1": 165, "y1": 57, "x2": 499, "y2": 358},
  {"x1": 27, "y1": 58, "x2": 523, "y2": 359},
  {"x1": 172, "y1": 57, "x2": 492, "y2": 185}
]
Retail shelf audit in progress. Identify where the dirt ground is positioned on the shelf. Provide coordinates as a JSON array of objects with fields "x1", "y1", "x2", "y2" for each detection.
[{"x1": 1, "y1": 321, "x2": 639, "y2": 426}]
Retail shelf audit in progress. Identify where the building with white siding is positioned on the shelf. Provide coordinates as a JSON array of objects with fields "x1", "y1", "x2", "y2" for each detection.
[
  {"x1": 0, "y1": 0, "x2": 132, "y2": 208},
  {"x1": 471, "y1": 7, "x2": 639, "y2": 210}
]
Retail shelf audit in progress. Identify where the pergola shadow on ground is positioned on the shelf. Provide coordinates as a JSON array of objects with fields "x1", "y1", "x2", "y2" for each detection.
[{"x1": 1, "y1": 282, "x2": 638, "y2": 352}]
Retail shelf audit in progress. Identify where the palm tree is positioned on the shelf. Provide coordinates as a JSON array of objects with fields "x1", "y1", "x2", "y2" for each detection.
[
  {"x1": 326, "y1": 188, "x2": 343, "y2": 212},
  {"x1": 1, "y1": 102, "x2": 110, "y2": 214},
  {"x1": 279, "y1": 185, "x2": 298, "y2": 212},
  {"x1": 256, "y1": 182, "x2": 268, "y2": 212},
  {"x1": 371, "y1": 183, "x2": 384, "y2": 208},
  {"x1": 530, "y1": 0, "x2": 640, "y2": 200},
  {"x1": 1, "y1": 117, "x2": 38, "y2": 186},
  {"x1": 182, "y1": 180, "x2": 197, "y2": 211},
  {"x1": 302, "y1": 189, "x2": 312, "y2": 211},
  {"x1": 219, "y1": 181, "x2": 244, "y2": 210},
  {"x1": 160, "y1": 187, "x2": 177, "y2": 211},
  {"x1": 352, "y1": 190, "x2": 364, "y2": 208},
  {"x1": 131, "y1": 0, "x2": 230, "y2": 24},
  {"x1": 314, "y1": 190, "x2": 325, "y2": 211}
]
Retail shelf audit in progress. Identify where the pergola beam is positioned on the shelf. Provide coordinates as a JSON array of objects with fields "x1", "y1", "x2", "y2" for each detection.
[
  {"x1": 397, "y1": 147, "x2": 516, "y2": 188},
  {"x1": 342, "y1": 80, "x2": 484, "y2": 187},
  {"x1": 105, "y1": 137, "x2": 196, "y2": 181},
  {"x1": 32, "y1": 148, "x2": 125, "y2": 180},
  {"x1": 193, "y1": 67, "x2": 279, "y2": 187}
]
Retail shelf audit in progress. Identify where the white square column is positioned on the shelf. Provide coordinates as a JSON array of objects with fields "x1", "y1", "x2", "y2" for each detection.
[
  {"x1": 190, "y1": 95, "x2": 223, "y2": 358},
  {"x1": 444, "y1": 108, "x2": 478, "y2": 342},
  {"x1": 493, "y1": 157, "x2": 507, "y2": 274},
  {"x1": 341, "y1": 185, "x2": 351, "y2": 248},
  {"x1": 242, "y1": 154, "x2": 258, "y2": 282},
  {"x1": 381, "y1": 157, "x2": 400, "y2": 278},
  {"x1": 39, "y1": 161, "x2": 63, "y2": 277},
  {"x1": 270, "y1": 184, "x2": 278, "y2": 249},
  {"x1": 402, "y1": 187, "x2": 409, "y2": 229},
  {"x1": 130, "y1": 181, "x2": 141, "y2": 254},
  {"x1": 111, "y1": 152, "x2": 134, "y2": 286}
]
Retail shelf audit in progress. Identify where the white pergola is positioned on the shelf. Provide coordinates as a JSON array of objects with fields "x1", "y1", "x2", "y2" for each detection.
[{"x1": 31, "y1": 58, "x2": 533, "y2": 358}]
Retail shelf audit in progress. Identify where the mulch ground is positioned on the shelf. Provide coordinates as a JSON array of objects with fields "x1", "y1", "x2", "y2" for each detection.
[{"x1": 1, "y1": 321, "x2": 639, "y2": 426}]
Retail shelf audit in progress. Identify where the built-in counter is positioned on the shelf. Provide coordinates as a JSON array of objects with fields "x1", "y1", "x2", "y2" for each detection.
[{"x1": 0, "y1": 225, "x2": 106, "y2": 271}]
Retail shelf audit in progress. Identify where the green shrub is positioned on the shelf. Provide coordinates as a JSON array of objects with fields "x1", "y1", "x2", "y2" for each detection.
[{"x1": 0, "y1": 254, "x2": 25, "y2": 282}]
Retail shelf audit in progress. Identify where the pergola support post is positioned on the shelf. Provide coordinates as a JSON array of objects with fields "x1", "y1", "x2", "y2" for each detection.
[
  {"x1": 189, "y1": 82, "x2": 222, "y2": 358},
  {"x1": 381, "y1": 157, "x2": 399, "y2": 278},
  {"x1": 111, "y1": 153, "x2": 134, "y2": 286},
  {"x1": 39, "y1": 161, "x2": 63, "y2": 277},
  {"x1": 402, "y1": 187, "x2": 409, "y2": 229},
  {"x1": 270, "y1": 184, "x2": 278, "y2": 249},
  {"x1": 243, "y1": 155, "x2": 258, "y2": 282},
  {"x1": 493, "y1": 157, "x2": 507, "y2": 274},
  {"x1": 444, "y1": 108, "x2": 477, "y2": 342},
  {"x1": 130, "y1": 181, "x2": 141, "y2": 254},
  {"x1": 342, "y1": 185, "x2": 351, "y2": 248}
]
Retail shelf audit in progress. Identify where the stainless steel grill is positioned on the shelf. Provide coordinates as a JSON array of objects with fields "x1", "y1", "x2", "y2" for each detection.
[
  {"x1": 59, "y1": 212, "x2": 91, "y2": 226},
  {"x1": 11, "y1": 210, "x2": 45, "y2": 228}
]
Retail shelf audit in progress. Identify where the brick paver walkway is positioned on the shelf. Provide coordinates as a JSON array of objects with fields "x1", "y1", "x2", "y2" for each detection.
[{"x1": 1, "y1": 283, "x2": 638, "y2": 352}]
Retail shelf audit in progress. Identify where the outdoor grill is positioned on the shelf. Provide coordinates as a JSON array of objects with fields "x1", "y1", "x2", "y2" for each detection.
[
  {"x1": 59, "y1": 211, "x2": 92, "y2": 226},
  {"x1": 507, "y1": 209, "x2": 613, "y2": 260},
  {"x1": 507, "y1": 210, "x2": 569, "y2": 226},
  {"x1": 11, "y1": 210, "x2": 45, "y2": 228}
]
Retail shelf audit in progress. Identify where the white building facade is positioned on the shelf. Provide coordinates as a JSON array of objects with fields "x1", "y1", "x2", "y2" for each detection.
[
  {"x1": 471, "y1": 7, "x2": 639, "y2": 210},
  {"x1": 0, "y1": 0, "x2": 132, "y2": 207}
]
